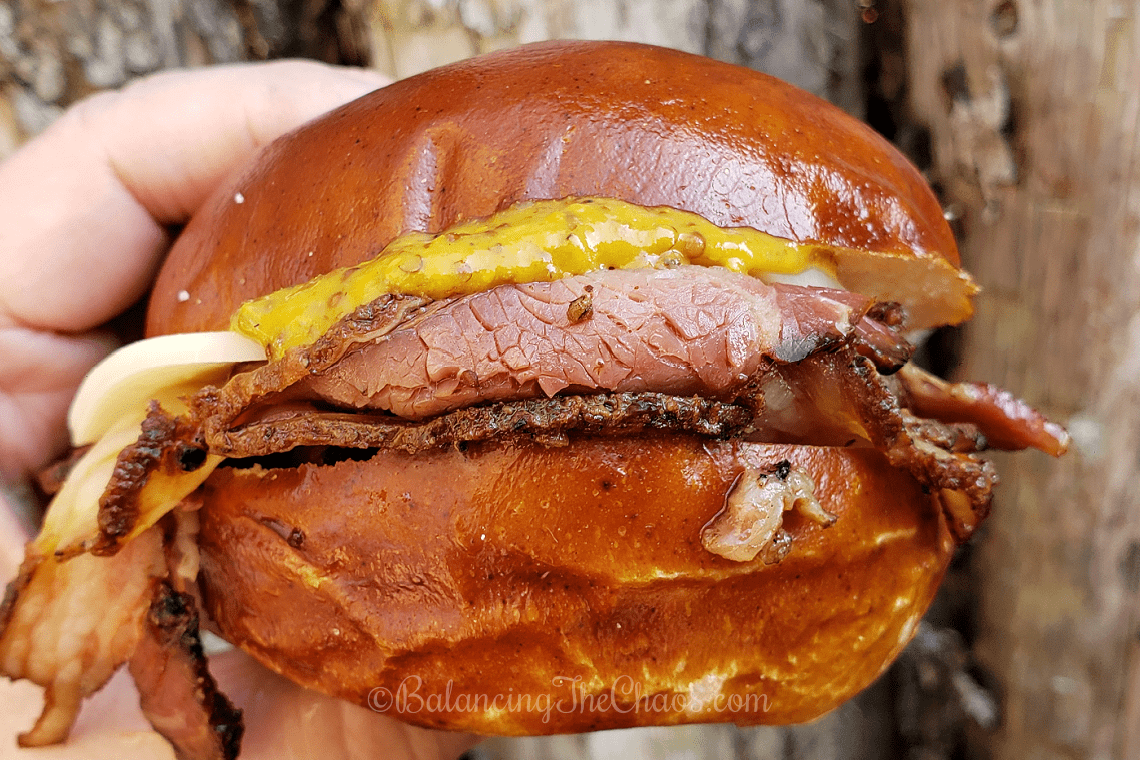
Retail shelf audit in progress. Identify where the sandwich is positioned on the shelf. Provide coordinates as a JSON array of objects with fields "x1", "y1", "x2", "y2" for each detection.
[{"x1": 0, "y1": 40, "x2": 1068, "y2": 759}]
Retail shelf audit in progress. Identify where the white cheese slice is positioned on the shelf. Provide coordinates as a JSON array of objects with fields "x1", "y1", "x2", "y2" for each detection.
[
  {"x1": 45, "y1": 333, "x2": 260, "y2": 556},
  {"x1": 68, "y1": 331, "x2": 266, "y2": 447}
]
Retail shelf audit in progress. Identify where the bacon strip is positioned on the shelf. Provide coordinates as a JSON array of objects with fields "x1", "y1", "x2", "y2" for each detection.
[
  {"x1": 0, "y1": 497, "x2": 243, "y2": 758},
  {"x1": 128, "y1": 582, "x2": 243, "y2": 760},
  {"x1": 897, "y1": 364, "x2": 1070, "y2": 456},
  {"x1": 735, "y1": 349, "x2": 999, "y2": 540},
  {"x1": 0, "y1": 528, "x2": 164, "y2": 746}
]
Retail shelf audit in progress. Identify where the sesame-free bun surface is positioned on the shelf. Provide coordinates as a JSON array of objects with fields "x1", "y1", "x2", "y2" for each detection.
[
  {"x1": 151, "y1": 41, "x2": 967, "y2": 733},
  {"x1": 197, "y1": 437, "x2": 954, "y2": 733},
  {"x1": 148, "y1": 40, "x2": 973, "y2": 336}
]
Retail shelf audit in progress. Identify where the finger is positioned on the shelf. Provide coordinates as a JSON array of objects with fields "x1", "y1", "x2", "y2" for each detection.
[
  {"x1": 0, "y1": 648, "x2": 478, "y2": 760},
  {"x1": 0, "y1": 327, "x2": 118, "y2": 482},
  {"x1": 0, "y1": 61, "x2": 392, "y2": 334},
  {"x1": 0, "y1": 671, "x2": 176, "y2": 760},
  {"x1": 210, "y1": 652, "x2": 480, "y2": 760}
]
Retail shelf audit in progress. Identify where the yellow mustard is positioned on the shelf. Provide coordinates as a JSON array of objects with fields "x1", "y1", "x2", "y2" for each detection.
[{"x1": 231, "y1": 197, "x2": 830, "y2": 358}]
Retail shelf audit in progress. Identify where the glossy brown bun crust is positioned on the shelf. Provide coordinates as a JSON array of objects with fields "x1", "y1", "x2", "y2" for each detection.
[
  {"x1": 153, "y1": 41, "x2": 963, "y2": 732},
  {"x1": 197, "y1": 437, "x2": 953, "y2": 733},
  {"x1": 148, "y1": 40, "x2": 966, "y2": 337}
]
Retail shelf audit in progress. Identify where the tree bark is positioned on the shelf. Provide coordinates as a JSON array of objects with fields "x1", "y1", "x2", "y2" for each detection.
[
  {"x1": 0, "y1": 0, "x2": 863, "y2": 154},
  {"x1": 905, "y1": 1, "x2": 1140, "y2": 758}
]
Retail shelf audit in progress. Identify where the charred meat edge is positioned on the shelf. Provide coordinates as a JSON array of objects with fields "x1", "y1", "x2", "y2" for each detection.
[{"x1": 129, "y1": 581, "x2": 243, "y2": 760}]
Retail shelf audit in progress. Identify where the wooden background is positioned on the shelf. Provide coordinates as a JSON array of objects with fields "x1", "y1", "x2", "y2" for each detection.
[
  {"x1": 1, "y1": 1, "x2": 1132, "y2": 758},
  {"x1": 906, "y1": 2, "x2": 1140, "y2": 758}
]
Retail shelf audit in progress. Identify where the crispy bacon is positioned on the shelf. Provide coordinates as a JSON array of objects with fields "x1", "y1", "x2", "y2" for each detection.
[
  {"x1": 0, "y1": 529, "x2": 164, "y2": 747},
  {"x1": 0, "y1": 502, "x2": 244, "y2": 757},
  {"x1": 897, "y1": 364, "x2": 1070, "y2": 456},
  {"x1": 128, "y1": 582, "x2": 243, "y2": 760},
  {"x1": 736, "y1": 349, "x2": 1000, "y2": 539}
]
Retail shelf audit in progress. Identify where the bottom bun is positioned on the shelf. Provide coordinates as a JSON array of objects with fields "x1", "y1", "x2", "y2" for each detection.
[{"x1": 196, "y1": 434, "x2": 954, "y2": 734}]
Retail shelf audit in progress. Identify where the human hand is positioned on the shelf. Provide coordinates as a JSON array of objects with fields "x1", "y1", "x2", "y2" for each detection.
[{"x1": 0, "y1": 60, "x2": 478, "y2": 760}]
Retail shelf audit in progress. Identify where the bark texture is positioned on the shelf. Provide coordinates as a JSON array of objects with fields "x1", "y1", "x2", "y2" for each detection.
[
  {"x1": 905, "y1": 1, "x2": 1140, "y2": 758},
  {"x1": 0, "y1": 0, "x2": 862, "y2": 155}
]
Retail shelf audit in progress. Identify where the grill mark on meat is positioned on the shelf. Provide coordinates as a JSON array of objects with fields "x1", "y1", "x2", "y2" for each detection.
[
  {"x1": 300, "y1": 269, "x2": 867, "y2": 419},
  {"x1": 207, "y1": 393, "x2": 754, "y2": 459},
  {"x1": 128, "y1": 581, "x2": 244, "y2": 760}
]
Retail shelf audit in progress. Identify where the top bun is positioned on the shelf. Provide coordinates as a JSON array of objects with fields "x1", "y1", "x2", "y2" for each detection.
[{"x1": 148, "y1": 40, "x2": 972, "y2": 337}]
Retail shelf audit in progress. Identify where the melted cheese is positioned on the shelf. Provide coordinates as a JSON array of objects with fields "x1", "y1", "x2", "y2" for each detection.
[
  {"x1": 43, "y1": 333, "x2": 262, "y2": 556},
  {"x1": 69, "y1": 331, "x2": 266, "y2": 446}
]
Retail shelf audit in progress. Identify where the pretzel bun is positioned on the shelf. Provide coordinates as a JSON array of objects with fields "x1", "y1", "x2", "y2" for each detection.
[
  {"x1": 150, "y1": 41, "x2": 964, "y2": 733},
  {"x1": 196, "y1": 438, "x2": 952, "y2": 732}
]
